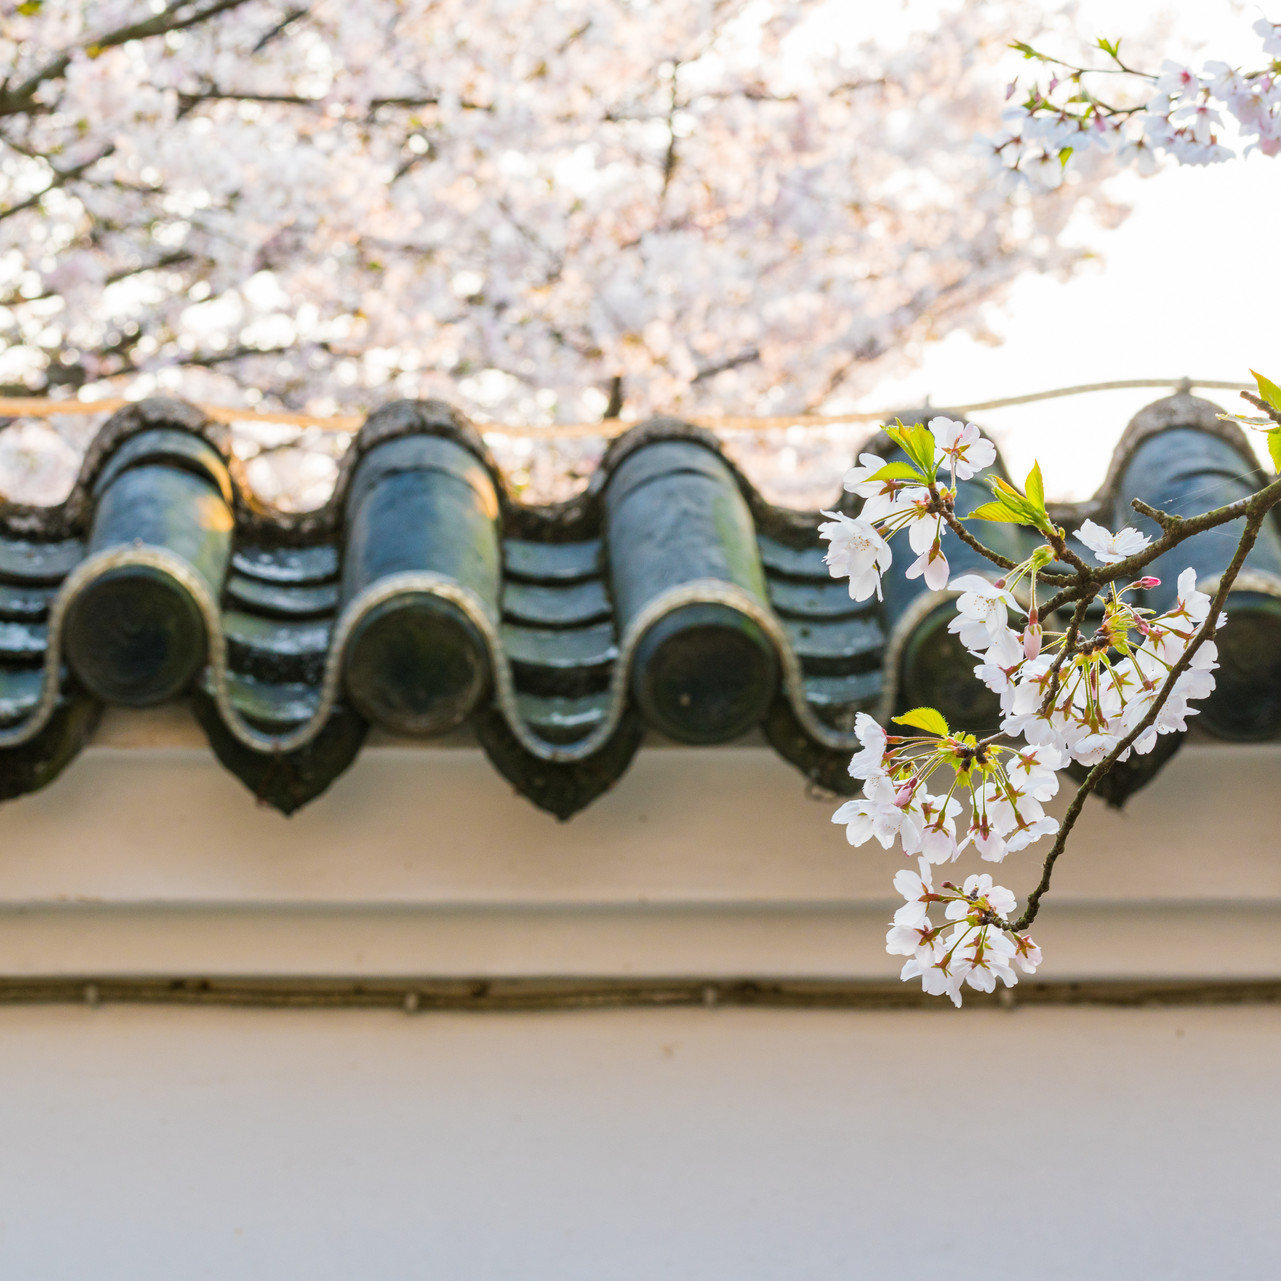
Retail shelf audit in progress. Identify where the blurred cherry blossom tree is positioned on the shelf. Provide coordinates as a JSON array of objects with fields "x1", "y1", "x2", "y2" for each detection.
[{"x1": 1, "y1": 0, "x2": 1121, "y2": 434}]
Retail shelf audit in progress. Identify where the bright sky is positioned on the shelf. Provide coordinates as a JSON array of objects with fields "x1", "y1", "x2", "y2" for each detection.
[{"x1": 860, "y1": 0, "x2": 1281, "y2": 501}]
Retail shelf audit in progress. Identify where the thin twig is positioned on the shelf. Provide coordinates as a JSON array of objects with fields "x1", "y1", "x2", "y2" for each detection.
[{"x1": 1039, "y1": 595, "x2": 1091, "y2": 714}]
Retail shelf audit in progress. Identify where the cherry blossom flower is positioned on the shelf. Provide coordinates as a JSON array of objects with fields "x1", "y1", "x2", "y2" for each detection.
[
  {"x1": 906, "y1": 543, "x2": 951, "y2": 591},
  {"x1": 1254, "y1": 18, "x2": 1281, "y2": 57},
  {"x1": 950, "y1": 873, "x2": 1018, "y2": 921},
  {"x1": 819, "y1": 512, "x2": 892, "y2": 602},
  {"x1": 843, "y1": 454, "x2": 906, "y2": 523},
  {"x1": 892, "y1": 858, "x2": 941, "y2": 929},
  {"x1": 847, "y1": 713, "x2": 890, "y2": 781},
  {"x1": 948, "y1": 574, "x2": 1021, "y2": 652},
  {"x1": 832, "y1": 774, "x2": 924, "y2": 852},
  {"x1": 929, "y1": 417, "x2": 997, "y2": 481},
  {"x1": 951, "y1": 925, "x2": 1018, "y2": 993},
  {"x1": 1012, "y1": 934, "x2": 1043, "y2": 975},
  {"x1": 900, "y1": 952, "x2": 963, "y2": 1006},
  {"x1": 1074, "y1": 519, "x2": 1153, "y2": 565}
]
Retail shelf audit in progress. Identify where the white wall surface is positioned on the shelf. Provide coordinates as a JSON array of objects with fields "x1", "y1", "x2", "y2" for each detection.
[
  {"x1": 1, "y1": 1002, "x2": 1278, "y2": 1280},
  {"x1": 1, "y1": 735, "x2": 1280, "y2": 981}
]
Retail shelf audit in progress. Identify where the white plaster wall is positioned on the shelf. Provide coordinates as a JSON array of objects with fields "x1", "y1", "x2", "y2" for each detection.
[
  {"x1": 1, "y1": 1003, "x2": 1278, "y2": 1280},
  {"x1": 1, "y1": 739, "x2": 1280, "y2": 982}
]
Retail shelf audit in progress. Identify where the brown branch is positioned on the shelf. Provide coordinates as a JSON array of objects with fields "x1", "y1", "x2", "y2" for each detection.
[
  {"x1": 1039, "y1": 594, "x2": 1091, "y2": 714},
  {"x1": 0, "y1": 250, "x2": 192, "y2": 308},
  {"x1": 0, "y1": 145, "x2": 114, "y2": 222},
  {"x1": 251, "y1": 6, "x2": 309, "y2": 55},
  {"x1": 0, "y1": 0, "x2": 255, "y2": 119},
  {"x1": 1047, "y1": 527, "x2": 1091, "y2": 574},
  {"x1": 176, "y1": 88, "x2": 493, "y2": 116},
  {"x1": 692, "y1": 347, "x2": 760, "y2": 383},
  {"x1": 1034, "y1": 479, "x2": 1281, "y2": 619},
  {"x1": 937, "y1": 503, "x2": 1022, "y2": 573},
  {"x1": 659, "y1": 62, "x2": 680, "y2": 201},
  {"x1": 1241, "y1": 390, "x2": 1281, "y2": 427}
]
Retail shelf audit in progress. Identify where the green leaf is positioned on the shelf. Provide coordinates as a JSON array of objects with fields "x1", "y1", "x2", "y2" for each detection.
[
  {"x1": 17, "y1": 0, "x2": 42, "y2": 12},
  {"x1": 988, "y1": 478, "x2": 1038, "y2": 517},
  {"x1": 1024, "y1": 461, "x2": 1045, "y2": 510},
  {"x1": 883, "y1": 421, "x2": 937, "y2": 479},
  {"x1": 1268, "y1": 428, "x2": 1281, "y2": 475},
  {"x1": 865, "y1": 461, "x2": 925, "y2": 483},
  {"x1": 967, "y1": 500, "x2": 1028, "y2": 524},
  {"x1": 1252, "y1": 370, "x2": 1281, "y2": 413},
  {"x1": 892, "y1": 707, "x2": 950, "y2": 738}
]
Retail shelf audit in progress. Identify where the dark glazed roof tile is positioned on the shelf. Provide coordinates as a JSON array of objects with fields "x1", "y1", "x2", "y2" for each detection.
[
  {"x1": 767, "y1": 577, "x2": 868, "y2": 620},
  {"x1": 503, "y1": 538, "x2": 602, "y2": 583},
  {"x1": 217, "y1": 671, "x2": 325, "y2": 729},
  {"x1": 504, "y1": 621, "x2": 618, "y2": 677},
  {"x1": 0, "y1": 538, "x2": 84, "y2": 583},
  {"x1": 0, "y1": 667, "x2": 45, "y2": 725},
  {"x1": 0, "y1": 390, "x2": 1276, "y2": 815},
  {"x1": 0, "y1": 584, "x2": 54, "y2": 620},
  {"x1": 503, "y1": 577, "x2": 612, "y2": 628},
  {"x1": 232, "y1": 543, "x2": 340, "y2": 584},
  {"x1": 0, "y1": 620, "x2": 47, "y2": 661},
  {"x1": 756, "y1": 533, "x2": 829, "y2": 579},
  {"x1": 224, "y1": 574, "x2": 340, "y2": 618}
]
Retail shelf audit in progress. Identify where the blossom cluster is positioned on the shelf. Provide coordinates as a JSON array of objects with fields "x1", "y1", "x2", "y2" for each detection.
[
  {"x1": 820, "y1": 416, "x2": 1223, "y2": 1003},
  {"x1": 887, "y1": 859, "x2": 1042, "y2": 1006},
  {"x1": 0, "y1": 0, "x2": 1111, "y2": 431},
  {"x1": 818, "y1": 416, "x2": 995, "y2": 597},
  {"x1": 832, "y1": 708, "x2": 1050, "y2": 1006},
  {"x1": 977, "y1": 564, "x2": 1221, "y2": 766},
  {"x1": 983, "y1": 17, "x2": 1281, "y2": 189}
]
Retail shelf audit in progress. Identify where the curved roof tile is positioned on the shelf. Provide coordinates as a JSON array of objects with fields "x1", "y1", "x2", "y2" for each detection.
[{"x1": 0, "y1": 392, "x2": 1276, "y2": 816}]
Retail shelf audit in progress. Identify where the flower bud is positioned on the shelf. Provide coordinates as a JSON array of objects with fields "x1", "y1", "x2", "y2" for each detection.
[
  {"x1": 1023, "y1": 620, "x2": 1043, "y2": 660},
  {"x1": 894, "y1": 780, "x2": 916, "y2": 809},
  {"x1": 994, "y1": 577, "x2": 1006, "y2": 589},
  {"x1": 1137, "y1": 576, "x2": 1161, "y2": 589}
]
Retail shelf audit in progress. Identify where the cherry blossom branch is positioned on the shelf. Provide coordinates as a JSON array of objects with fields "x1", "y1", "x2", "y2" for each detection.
[
  {"x1": 1009, "y1": 41, "x2": 1156, "y2": 82},
  {"x1": 1008, "y1": 486, "x2": 1281, "y2": 932},
  {"x1": 1039, "y1": 595, "x2": 1092, "y2": 713},
  {"x1": 995, "y1": 20, "x2": 1281, "y2": 184},
  {"x1": 0, "y1": 251, "x2": 193, "y2": 309},
  {"x1": 935, "y1": 502, "x2": 1021, "y2": 573},
  {"x1": 0, "y1": 146, "x2": 115, "y2": 222},
  {"x1": 0, "y1": 0, "x2": 255, "y2": 119},
  {"x1": 1037, "y1": 472, "x2": 1281, "y2": 618},
  {"x1": 174, "y1": 88, "x2": 495, "y2": 115}
]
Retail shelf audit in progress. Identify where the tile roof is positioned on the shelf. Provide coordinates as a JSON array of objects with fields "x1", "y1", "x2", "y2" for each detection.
[{"x1": 0, "y1": 391, "x2": 1277, "y2": 818}]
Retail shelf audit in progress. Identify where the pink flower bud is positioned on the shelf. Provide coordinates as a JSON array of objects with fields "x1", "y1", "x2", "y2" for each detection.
[
  {"x1": 1023, "y1": 622, "x2": 1043, "y2": 660},
  {"x1": 1135, "y1": 618, "x2": 1151, "y2": 636},
  {"x1": 894, "y1": 780, "x2": 916, "y2": 809},
  {"x1": 1137, "y1": 576, "x2": 1161, "y2": 589},
  {"x1": 993, "y1": 577, "x2": 1006, "y2": 589}
]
